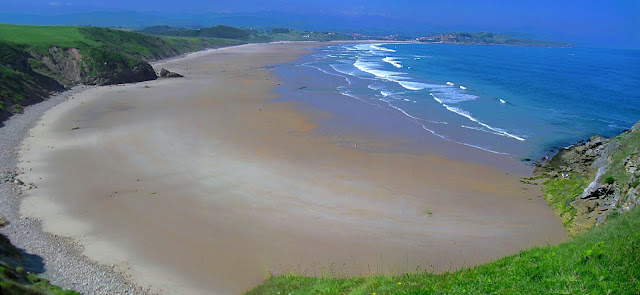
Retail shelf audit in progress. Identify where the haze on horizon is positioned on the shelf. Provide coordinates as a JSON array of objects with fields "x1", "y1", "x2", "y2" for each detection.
[{"x1": 2, "y1": 0, "x2": 639, "y2": 49}]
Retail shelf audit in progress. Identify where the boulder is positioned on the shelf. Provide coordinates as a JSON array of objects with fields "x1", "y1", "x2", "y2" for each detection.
[{"x1": 159, "y1": 68, "x2": 184, "y2": 78}]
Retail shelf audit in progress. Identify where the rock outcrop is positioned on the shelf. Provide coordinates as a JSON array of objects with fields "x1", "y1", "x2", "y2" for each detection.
[
  {"x1": 158, "y1": 68, "x2": 184, "y2": 78},
  {"x1": 32, "y1": 47, "x2": 158, "y2": 87},
  {"x1": 535, "y1": 121, "x2": 640, "y2": 235},
  {"x1": 1, "y1": 42, "x2": 158, "y2": 123}
]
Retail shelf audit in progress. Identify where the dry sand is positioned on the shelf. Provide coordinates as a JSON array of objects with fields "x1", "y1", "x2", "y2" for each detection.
[{"x1": 18, "y1": 42, "x2": 567, "y2": 294}]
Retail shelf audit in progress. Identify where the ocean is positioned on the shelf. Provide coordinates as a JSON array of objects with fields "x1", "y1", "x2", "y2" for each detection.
[{"x1": 276, "y1": 43, "x2": 640, "y2": 160}]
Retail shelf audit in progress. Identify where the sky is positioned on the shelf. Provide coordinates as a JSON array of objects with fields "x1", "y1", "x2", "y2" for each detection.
[{"x1": 2, "y1": 0, "x2": 639, "y2": 48}]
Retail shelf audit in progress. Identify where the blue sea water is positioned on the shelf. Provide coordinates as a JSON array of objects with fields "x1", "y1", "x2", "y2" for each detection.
[{"x1": 293, "y1": 43, "x2": 640, "y2": 159}]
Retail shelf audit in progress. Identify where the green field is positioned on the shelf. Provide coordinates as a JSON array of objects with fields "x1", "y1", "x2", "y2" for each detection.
[
  {"x1": 246, "y1": 207, "x2": 640, "y2": 294},
  {"x1": 0, "y1": 24, "x2": 243, "y2": 60}
]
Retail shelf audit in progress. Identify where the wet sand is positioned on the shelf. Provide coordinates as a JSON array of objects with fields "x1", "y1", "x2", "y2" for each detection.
[{"x1": 18, "y1": 42, "x2": 567, "y2": 294}]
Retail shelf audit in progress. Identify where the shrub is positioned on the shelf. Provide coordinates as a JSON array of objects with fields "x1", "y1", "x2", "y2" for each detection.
[{"x1": 604, "y1": 176, "x2": 615, "y2": 184}]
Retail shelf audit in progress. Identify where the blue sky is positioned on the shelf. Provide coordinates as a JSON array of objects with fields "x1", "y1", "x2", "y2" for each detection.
[{"x1": 3, "y1": 0, "x2": 639, "y2": 48}]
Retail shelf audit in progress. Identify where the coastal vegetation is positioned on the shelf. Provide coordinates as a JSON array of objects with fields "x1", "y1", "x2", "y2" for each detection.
[
  {"x1": 0, "y1": 24, "x2": 243, "y2": 122},
  {"x1": 0, "y1": 225, "x2": 78, "y2": 294},
  {"x1": 535, "y1": 121, "x2": 640, "y2": 235}
]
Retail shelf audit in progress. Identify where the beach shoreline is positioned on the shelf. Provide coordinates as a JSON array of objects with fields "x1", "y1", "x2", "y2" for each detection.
[{"x1": 12, "y1": 42, "x2": 567, "y2": 294}]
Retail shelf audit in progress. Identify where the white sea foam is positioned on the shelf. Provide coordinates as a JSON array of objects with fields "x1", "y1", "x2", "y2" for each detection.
[
  {"x1": 339, "y1": 91, "x2": 384, "y2": 109},
  {"x1": 353, "y1": 60, "x2": 404, "y2": 81},
  {"x1": 446, "y1": 82, "x2": 454, "y2": 86},
  {"x1": 397, "y1": 81, "x2": 429, "y2": 91},
  {"x1": 380, "y1": 90, "x2": 392, "y2": 97},
  {"x1": 461, "y1": 125, "x2": 508, "y2": 137},
  {"x1": 499, "y1": 99, "x2": 506, "y2": 104},
  {"x1": 386, "y1": 102, "x2": 422, "y2": 121},
  {"x1": 382, "y1": 57, "x2": 403, "y2": 68},
  {"x1": 442, "y1": 104, "x2": 525, "y2": 141},
  {"x1": 428, "y1": 87, "x2": 477, "y2": 103},
  {"x1": 371, "y1": 44, "x2": 396, "y2": 52},
  {"x1": 459, "y1": 85, "x2": 467, "y2": 90},
  {"x1": 307, "y1": 64, "x2": 353, "y2": 86}
]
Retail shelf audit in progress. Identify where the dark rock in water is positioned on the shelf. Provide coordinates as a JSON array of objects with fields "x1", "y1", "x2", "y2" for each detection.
[{"x1": 159, "y1": 68, "x2": 184, "y2": 78}]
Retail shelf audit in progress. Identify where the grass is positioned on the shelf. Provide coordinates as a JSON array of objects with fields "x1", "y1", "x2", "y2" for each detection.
[
  {"x1": 0, "y1": 264, "x2": 79, "y2": 295},
  {"x1": 246, "y1": 207, "x2": 640, "y2": 294},
  {"x1": 0, "y1": 24, "x2": 98, "y2": 46},
  {"x1": 0, "y1": 233, "x2": 79, "y2": 295},
  {"x1": 541, "y1": 175, "x2": 587, "y2": 229},
  {"x1": 0, "y1": 24, "x2": 244, "y2": 61}
]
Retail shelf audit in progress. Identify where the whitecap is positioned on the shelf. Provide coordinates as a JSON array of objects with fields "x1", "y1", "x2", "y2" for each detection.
[
  {"x1": 442, "y1": 104, "x2": 525, "y2": 141},
  {"x1": 382, "y1": 56, "x2": 403, "y2": 68},
  {"x1": 371, "y1": 44, "x2": 396, "y2": 52},
  {"x1": 459, "y1": 85, "x2": 467, "y2": 90},
  {"x1": 353, "y1": 59, "x2": 404, "y2": 81},
  {"x1": 397, "y1": 81, "x2": 429, "y2": 91}
]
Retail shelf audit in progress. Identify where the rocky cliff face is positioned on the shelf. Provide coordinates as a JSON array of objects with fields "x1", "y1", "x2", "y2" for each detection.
[
  {"x1": 534, "y1": 121, "x2": 640, "y2": 235},
  {"x1": 37, "y1": 47, "x2": 87, "y2": 86},
  {"x1": 32, "y1": 46, "x2": 157, "y2": 87},
  {"x1": 0, "y1": 44, "x2": 158, "y2": 123}
]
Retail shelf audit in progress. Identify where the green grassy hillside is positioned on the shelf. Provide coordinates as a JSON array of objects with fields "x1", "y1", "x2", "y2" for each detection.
[
  {"x1": 246, "y1": 207, "x2": 640, "y2": 294},
  {"x1": 0, "y1": 24, "x2": 244, "y2": 122},
  {"x1": 0, "y1": 24, "x2": 243, "y2": 59}
]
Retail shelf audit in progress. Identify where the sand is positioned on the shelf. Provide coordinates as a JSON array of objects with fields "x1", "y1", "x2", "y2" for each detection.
[{"x1": 18, "y1": 42, "x2": 567, "y2": 294}]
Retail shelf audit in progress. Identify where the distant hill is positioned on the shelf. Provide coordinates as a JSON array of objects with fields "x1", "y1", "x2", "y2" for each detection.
[
  {"x1": 417, "y1": 32, "x2": 569, "y2": 47},
  {"x1": 136, "y1": 25, "x2": 411, "y2": 42}
]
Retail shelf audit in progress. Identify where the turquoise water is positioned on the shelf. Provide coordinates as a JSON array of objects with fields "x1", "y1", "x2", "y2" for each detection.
[{"x1": 292, "y1": 43, "x2": 640, "y2": 158}]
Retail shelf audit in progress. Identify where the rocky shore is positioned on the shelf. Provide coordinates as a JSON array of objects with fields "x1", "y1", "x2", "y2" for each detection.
[
  {"x1": 533, "y1": 121, "x2": 640, "y2": 235},
  {"x1": 0, "y1": 88, "x2": 153, "y2": 294}
]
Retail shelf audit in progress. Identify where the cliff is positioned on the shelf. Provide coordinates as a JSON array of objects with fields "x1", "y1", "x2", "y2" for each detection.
[
  {"x1": 533, "y1": 121, "x2": 640, "y2": 236},
  {"x1": 0, "y1": 24, "x2": 244, "y2": 123}
]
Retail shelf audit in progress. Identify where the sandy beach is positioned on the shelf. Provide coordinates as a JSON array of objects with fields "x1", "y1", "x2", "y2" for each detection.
[{"x1": 17, "y1": 42, "x2": 567, "y2": 294}]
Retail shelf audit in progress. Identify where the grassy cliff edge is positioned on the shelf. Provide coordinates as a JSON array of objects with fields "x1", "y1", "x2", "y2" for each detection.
[{"x1": 0, "y1": 24, "x2": 244, "y2": 123}]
